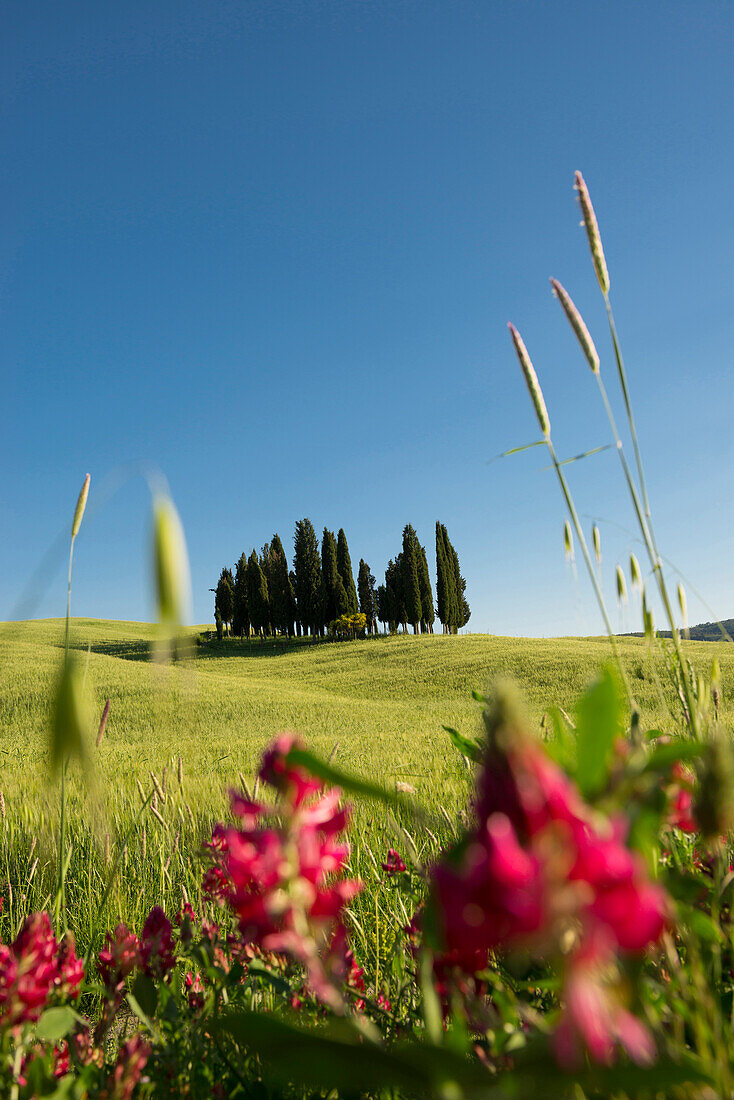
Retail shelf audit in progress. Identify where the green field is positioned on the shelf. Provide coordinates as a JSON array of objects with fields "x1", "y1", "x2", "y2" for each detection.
[{"x1": 0, "y1": 618, "x2": 730, "y2": 955}]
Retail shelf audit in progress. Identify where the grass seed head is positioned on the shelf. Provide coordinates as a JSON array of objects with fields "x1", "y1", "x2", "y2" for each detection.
[
  {"x1": 508, "y1": 323, "x2": 550, "y2": 438},
  {"x1": 71, "y1": 474, "x2": 91, "y2": 540},
  {"x1": 629, "y1": 553, "x2": 642, "y2": 592},
  {"x1": 563, "y1": 520, "x2": 574, "y2": 563},
  {"x1": 592, "y1": 524, "x2": 602, "y2": 565},
  {"x1": 177, "y1": 755, "x2": 183, "y2": 788},
  {"x1": 51, "y1": 656, "x2": 91, "y2": 773},
  {"x1": 550, "y1": 279, "x2": 600, "y2": 373},
  {"x1": 152, "y1": 494, "x2": 192, "y2": 631},
  {"x1": 0, "y1": 789, "x2": 5, "y2": 821},
  {"x1": 615, "y1": 564, "x2": 627, "y2": 607},
  {"x1": 574, "y1": 172, "x2": 610, "y2": 295},
  {"x1": 677, "y1": 583, "x2": 689, "y2": 636}
]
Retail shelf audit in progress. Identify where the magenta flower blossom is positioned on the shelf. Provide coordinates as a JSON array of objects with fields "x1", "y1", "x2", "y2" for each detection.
[
  {"x1": 97, "y1": 924, "x2": 140, "y2": 995},
  {"x1": 381, "y1": 849, "x2": 407, "y2": 876},
  {"x1": 205, "y1": 733, "x2": 362, "y2": 1009},
  {"x1": 140, "y1": 907, "x2": 176, "y2": 979},
  {"x1": 554, "y1": 930, "x2": 656, "y2": 1069},
  {"x1": 430, "y1": 708, "x2": 668, "y2": 1066},
  {"x1": 0, "y1": 913, "x2": 83, "y2": 1030}
]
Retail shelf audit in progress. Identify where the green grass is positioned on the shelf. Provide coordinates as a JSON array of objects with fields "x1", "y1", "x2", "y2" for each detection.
[{"x1": 0, "y1": 617, "x2": 730, "y2": 958}]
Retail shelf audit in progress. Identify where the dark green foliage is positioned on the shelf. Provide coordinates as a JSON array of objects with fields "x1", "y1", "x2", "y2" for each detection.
[
  {"x1": 214, "y1": 609, "x2": 223, "y2": 641},
  {"x1": 336, "y1": 529, "x2": 359, "y2": 615},
  {"x1": 293, "y1": 519, "x2": 322, "y2": 637},
  {"x1": 401, "y1": 525, "x2": 422, "y2": 633},
  {"x1": 268, "y1": 534, "x2": 295, "y2": 637},
  {"x1": 357, "y1": 559, "x2": 377, "y2": 634},
  {"x1": 436, "y1": 523, "x2": 469, "y2": 632},
  {"x1": 417, "y1": 540, "x2": 435, "y2": 633},
  {"x1": 383, "y1": 557, "x2": 406, "y2": 632},
  {"x1": 232, "y1": 553, "x2": 249, "y2": 637},
  {"x1": 246, "y1": 550, "x2": 269, "y2": 638},
  {"x1": 435, "y1": 522, "x2": 448, "y2": 632},
  {"x1": 289, "y1": 570, "x2": 300, "y2": 635},
  {"x1": 214, "y1": 568, "x2": 234, "y2": 635},
  {"x1": 322, "y1": 529, "x2": 348, "y2": 625},
  {"x1": 375, "y1": 583, "x2": 389, "y2": 630}
]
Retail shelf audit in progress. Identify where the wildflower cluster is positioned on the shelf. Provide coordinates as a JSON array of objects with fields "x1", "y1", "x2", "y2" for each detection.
[
  {"x1": 205, "y1": 732, "x2": 362, "y2": 1009},
  {"x1": 430, "y1": 685, "x2": 668, "y2": 1067}
]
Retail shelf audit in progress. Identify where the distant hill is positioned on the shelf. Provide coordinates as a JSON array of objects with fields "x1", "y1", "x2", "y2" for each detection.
[{"x1": 623, "y1": 619, "x2": 734, "y2": 642}]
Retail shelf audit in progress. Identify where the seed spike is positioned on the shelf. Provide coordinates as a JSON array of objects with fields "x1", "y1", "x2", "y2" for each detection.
[
  {"x1": 508, "y1": 323, "x2": 551, "y2": 438},
  {"x1": 550, "y1": 279, "x2": 600, "y2": 373},
  {"x1": 629, "y1": 554, "x2": 642, "y2": 592},
  {"x1": 563, "y1": 521, "x2": 574, "y2": 563},
  {"x1": 71, "y1": 474, "x2": 91, "y2": 540},
  {"x1": 574, "y1": 172, "x2": 610, "y2": 295},
  {"x1": 592, "y1": 524, "x2": 602, "y2": 565},
  {"x1": 615, "y1": 565, "x2": 627, "y2": 607}
]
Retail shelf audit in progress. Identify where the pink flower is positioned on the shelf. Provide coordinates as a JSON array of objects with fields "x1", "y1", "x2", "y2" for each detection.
[
  {"x1": 97, "y1": 924, "x2": 140, "y2": 995},
  {"x1": 381, "y1": 849, "x2": 407, "y2": 876},
  {"x1": 206, "y1": 734, "x2": 362, "y2": 1008},
  {"x1": 259, "y1": 732, "x2": 322, "y2": 807},
  {"x1": 554, "y1": 932, "x2": 655, "y2": 1069},
  {"x1": 140, "y1": 907, "x2": 176, "y2": 979},
  {"x1": 0, "y1": 913, "x2": 83, "y2": 1029},
  {"x1": 668, "y1": 763, "x2": 697, "y2": 833},
  {"x1": 430, "y1": 711, "x2": 668, "y2": 1066},
  {"x1": 99, "y1": 1033, "x2": 150, "y2": 1100}
]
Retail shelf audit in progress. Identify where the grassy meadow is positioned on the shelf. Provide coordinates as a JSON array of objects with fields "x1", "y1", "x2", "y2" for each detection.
[{"x1": 0, "y1": 617, "x2": 730, "y2": 960}]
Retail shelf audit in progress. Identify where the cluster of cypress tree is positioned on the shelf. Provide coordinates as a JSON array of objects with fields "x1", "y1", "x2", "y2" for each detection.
[{"x1": 213, "y1": 519, "x2": 468, "y2": 640}]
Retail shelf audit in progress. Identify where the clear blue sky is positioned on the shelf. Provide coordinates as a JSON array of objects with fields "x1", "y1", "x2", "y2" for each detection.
[{"x1": 3, "y1": 1, "x2": 733, "y2": 636}]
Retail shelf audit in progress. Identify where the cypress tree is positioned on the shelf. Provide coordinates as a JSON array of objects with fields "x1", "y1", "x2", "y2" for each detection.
[
  {"x1": 264, "y1": 534, "x2": 293, "y2": 637},
  {"x1": 233, "y1": 552, "x2": 250, "y2": 637},
  {"x1": 289, "y1": 570, "x2": 300, "y2": 636},
  {"x1": 293, "y1": 519, "x2": 322, "y2": 637},
  {"x1": 214, "y1": 568, "x2": 234, "y2": 636},
  {"x1": 417, "y1": 540, "x2": 435, "y2": 633},
  {"x1": 384, "y1": 557, "x2": 405, "y2": 632},
  {"x1": 448, "y1": 542, "x2": 471, "y2": 629},
  {"x1": 336, "y1": 529, "x2": 359, "y2": 615},
  {"x1": 435, "y1": 522, "x2": 448, "y2": 633},
  {"x1": 246, "y1": 550, "x2": 269, "y2": 638},
  {"x1": 437, "y1": 524, "x2": 469, "y2": 633},
  {"x1": 357, "y1": 559, "x2": 377, "y2": 634},
  {"x1": 401, "y1": 525, "x2": 422, "y2": 633},
  {"x1": 260, "y1": 542, "x2": 275, "y2": 636},
  {"x1": 375, "y1": 583, "x2": 389, "y2": 632},
  {"x1": 321, "y1": 528, "x2": 348, "y2": 626}
]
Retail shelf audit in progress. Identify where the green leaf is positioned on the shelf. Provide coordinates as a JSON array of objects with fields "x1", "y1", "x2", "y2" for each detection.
[
  {"x1": 214, "y1": 1010, "x2": 499, "y2": 1096},
  {"x1": 127, "y1": 990, "x2": 159, "y2": 1037},
  {"x1": 36, "y1": 1005, "x2": 79, "y2": 1043},
  {"x1": 643, "y1": 741, "x2": 705, "y2": 773},
  {"x1": 443, "y1": 726, "x2": 481, "y2": 763},
  {"x1": 132, "y1": 971, "x2": 158, "y2": 1018},
  {"x1": 246, "y1": 959, "x2": 291, "y2": 995},
  {"x1": 286, "y1": 748, "x2": 426, "y2": 822},
  {"x1": 575, "y1": 666, "x2": 623, "y2": 797},
  {"x1": 686, "y1": 907, "x2": 724, "y2": 944}
]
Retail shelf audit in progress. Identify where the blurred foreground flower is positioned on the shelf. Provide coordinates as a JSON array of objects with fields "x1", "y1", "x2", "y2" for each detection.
[{"x1": 429, "y1": 683, "x2": 668, "y2": 1067}]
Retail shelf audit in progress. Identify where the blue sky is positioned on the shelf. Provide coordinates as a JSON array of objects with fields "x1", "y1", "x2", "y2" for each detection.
[{"x1": 2, "y1": 0, "x2": 733, "y2": 636}]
